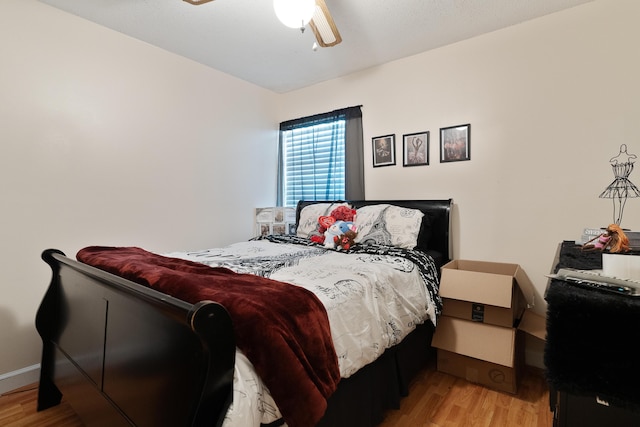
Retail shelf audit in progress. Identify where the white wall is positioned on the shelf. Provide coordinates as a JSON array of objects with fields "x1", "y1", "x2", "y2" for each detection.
[
  {"x1": 0, "y1": 0, "x2": 279, "y2": 381},
  {"x1": 276, "y1": 0, "x2": 640, "y2": 365},
  {"x1": 278, "y1": 0, "x2": 640, "y2": 310}
]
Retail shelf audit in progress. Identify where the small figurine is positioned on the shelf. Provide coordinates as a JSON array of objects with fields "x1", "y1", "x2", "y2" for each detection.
[{"x1": 582, "y1": 224, "x2": 630, "y2": 253}]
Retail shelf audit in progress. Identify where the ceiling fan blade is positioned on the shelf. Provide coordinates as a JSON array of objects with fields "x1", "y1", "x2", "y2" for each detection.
[
  {"x1": 183, "y1": 0, "x2": 215, "y2": 4},
  {"x1": 309, "y1": 0, "x2": 342, "y2": 47}
]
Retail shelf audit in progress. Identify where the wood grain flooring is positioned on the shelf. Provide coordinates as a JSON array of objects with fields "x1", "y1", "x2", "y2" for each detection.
[
  {"x1": 0, "y1": 361, "x2": 553, "y2": 426},
  {"x1": 0, "y1": 383, "x2": 83, "y2": 427},
  {"x1": 378, "y1": 361, "x2": 553, "y2": 427}
]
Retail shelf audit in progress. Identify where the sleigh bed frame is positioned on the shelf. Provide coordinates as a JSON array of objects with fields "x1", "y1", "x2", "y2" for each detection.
[{"x1": 36, "y1": 199, "x2": 452, "y2": 427}]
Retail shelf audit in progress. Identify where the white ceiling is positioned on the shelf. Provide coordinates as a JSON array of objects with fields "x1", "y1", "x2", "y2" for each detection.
[{"x1": 39, "y1": 0, "x2": 593, "y2": 93}]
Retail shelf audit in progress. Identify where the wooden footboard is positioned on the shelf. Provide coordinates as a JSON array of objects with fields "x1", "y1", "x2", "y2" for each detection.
[{"x1": 35, "y1": 249, "x2": 235, "y2": 427}]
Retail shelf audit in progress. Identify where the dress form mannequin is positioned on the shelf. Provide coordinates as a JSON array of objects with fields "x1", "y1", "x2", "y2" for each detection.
[{"x1": 599, "y1": 144, "x2": 640, "y2": 225}]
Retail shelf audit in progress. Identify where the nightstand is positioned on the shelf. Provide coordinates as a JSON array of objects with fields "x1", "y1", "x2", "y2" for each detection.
[{"x1": 545, "y1": 241, "x2": 640, "y2": 426}]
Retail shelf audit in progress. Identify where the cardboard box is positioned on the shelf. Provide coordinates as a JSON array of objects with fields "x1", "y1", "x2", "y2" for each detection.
[
  {"x1": 432, "y1": 316, "x2": 525, "y2": 393},
  {"x1": 437, "y1": 348, "x2": 522, "y2": 394},
  {"x1": 439, "y1": 260, "x2": 536, "y2": 328},
  {"x1": 433, "y1": 316, "x2": 519, "y2": 366},
  {"x1": 518, "y1": 309, "x2": 546, "y2": 341},
  {"x1": 432, "y1": 312, "x2": 547, "y2": 392},
  {"x1": 433, "y1": 260, "x2": 546, "y2": 393}
]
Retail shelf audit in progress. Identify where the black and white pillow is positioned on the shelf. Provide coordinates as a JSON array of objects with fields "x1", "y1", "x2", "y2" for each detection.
[
  {"x1": 354, "y1": 204, "x2": 424, "y2": 249},
  {"x1": 296, "y1": 202, "x2": 352, "y2": 239}
]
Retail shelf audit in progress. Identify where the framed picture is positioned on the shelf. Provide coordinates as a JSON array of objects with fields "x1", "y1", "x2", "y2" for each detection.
[
  {"x1": 372, "y1": 134, "x2": 396, "y2": 167},
  {"x1": 440, "y1": 124, "x2": 470, "y2": 163},
  {"x1": 254, "y1": 207, "x2": 296, "y2": 237},
  {"x1": 403, "y1": 131, "x2": 429, "y2": 166}
]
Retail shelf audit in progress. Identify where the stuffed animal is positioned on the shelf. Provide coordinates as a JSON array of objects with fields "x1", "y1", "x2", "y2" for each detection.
[
  {"x1": 310, "y1": 215, "x2": 335, "y2": 244},
  {"x1": 335, "y1": 229, "x2": 358, "y2": 251},
  {"x1": 324, "y1": 220, "x2": 356, "y2": 249},
  {"x1": 310, "y1": 206, "x2": 357, "y2": 245},
  {"x1": 330, "y1": 205, "x2": 357, "y2": 222}
]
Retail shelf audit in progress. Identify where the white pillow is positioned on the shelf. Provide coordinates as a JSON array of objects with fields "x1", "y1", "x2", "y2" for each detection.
[
  {"x1": 354, "y1": 204, "x2": 424, "y2": 249},
  {"x1": 296, "y1": 202, "x2": 352, "y2": 238}
]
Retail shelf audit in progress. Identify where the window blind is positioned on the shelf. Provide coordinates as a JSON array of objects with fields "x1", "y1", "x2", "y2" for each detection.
[{"x1": 281, "y1": 119, "x2": 346, "y2": 207}]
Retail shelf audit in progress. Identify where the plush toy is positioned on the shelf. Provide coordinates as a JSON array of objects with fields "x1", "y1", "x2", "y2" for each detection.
[
  {"x1": 324, "y1": 220, "x2": 356, "y2": 249},
  {"x1": 310, "y1": 215, "x2": 335, "y2": 244},
  {"x1": 310, "y1": 205, "x2": 357, "y2": 245},
  {"x1": 330, "y1": 205, "x2": 357, "y2": 222},
  {"x1": 335, "y1": 229, "x2": 358, "y2": 251}
]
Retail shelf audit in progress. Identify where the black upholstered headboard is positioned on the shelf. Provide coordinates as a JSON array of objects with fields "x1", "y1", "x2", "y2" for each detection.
[{"x1": 296, "y1": 199, "x2": 453, "y2": 267}]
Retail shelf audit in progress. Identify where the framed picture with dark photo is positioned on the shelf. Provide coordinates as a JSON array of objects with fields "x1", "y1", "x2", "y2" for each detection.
[
  {"x1": 403, "y1": 131, "x2": 429, "y2": 166},
  {"x1": 372, "y1": 134, "x2": 396, "y2": 167},
  {"x1": 440, "y1": 124, "x2": 470, "y2": 163}
]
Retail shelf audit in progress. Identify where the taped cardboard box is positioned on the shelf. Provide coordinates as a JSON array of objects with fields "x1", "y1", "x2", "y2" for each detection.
[
  {"x1": 432, "y1": 316, "x2": 525, "y2": 393},
  {"x1": 437, "y1": 349, "x2": 523, "y2": 394},
  {"x1": 518, "y1": 309, "x2": 546, "y2": 341},
  {"x1": 439, "y1": 260, "x2": 536, "y2": 328}
]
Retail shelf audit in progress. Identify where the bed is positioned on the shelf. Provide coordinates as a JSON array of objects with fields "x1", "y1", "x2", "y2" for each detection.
[{"x1": 36, "y1": 199, "x2": 452, "y2": 427}]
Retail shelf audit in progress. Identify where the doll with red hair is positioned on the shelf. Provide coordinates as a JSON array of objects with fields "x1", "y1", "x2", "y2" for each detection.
[{"x1": 582, "y1": 224, "x2": 630, "y2": 253}]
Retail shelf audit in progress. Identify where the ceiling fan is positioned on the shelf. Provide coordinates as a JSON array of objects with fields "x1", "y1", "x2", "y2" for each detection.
[{"x1": 182, "y1": 0, "x2": 342, "y2": 48}]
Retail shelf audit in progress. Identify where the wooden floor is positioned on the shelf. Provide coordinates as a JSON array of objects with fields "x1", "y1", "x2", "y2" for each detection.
[
  {"x1": 0, "y1": 384, "x2": 83, "y2": 427},
  {"x1": 378, "y1": 361, "x2": 553, "y2": 427},
  {"x1": 0, "y1": 361, "x2": 553, "y2": 427}
]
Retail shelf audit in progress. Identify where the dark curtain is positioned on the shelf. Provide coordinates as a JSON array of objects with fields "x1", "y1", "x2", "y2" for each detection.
[{"x1": 343, "y1": 106, "x2": 364, "y2": 200}]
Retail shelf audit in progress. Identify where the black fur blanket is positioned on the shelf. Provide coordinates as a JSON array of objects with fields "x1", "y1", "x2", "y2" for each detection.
[{"x1": 544, "y1": 241, "x2": 640, "y2": 412}]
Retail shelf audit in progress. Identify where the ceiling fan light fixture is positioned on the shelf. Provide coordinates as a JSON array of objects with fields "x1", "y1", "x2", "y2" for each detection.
[
  {"x1": 273, "y1": 0, "x2": 316, "y2": 30},
  {"x1": 182, "y1": 0, "x2": 215, "y2": 4},
  {"x1": 309, "y1": 0, "x2": 342, "y2": 47}
]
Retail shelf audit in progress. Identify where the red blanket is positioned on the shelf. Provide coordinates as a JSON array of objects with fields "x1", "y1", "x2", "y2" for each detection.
[{"x1": 77, "y1": 246, "x2": 340, "y2": 427}]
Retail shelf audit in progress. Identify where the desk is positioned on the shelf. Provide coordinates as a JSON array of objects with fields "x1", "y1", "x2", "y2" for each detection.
[{"x1": 545, "y1": 241, "x2": 640, "y2": 426}]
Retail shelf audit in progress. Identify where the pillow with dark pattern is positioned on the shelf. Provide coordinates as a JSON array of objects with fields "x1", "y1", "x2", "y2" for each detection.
[
  {"x1": 296, "y1": 202, "x2": 352, "y2": 239},
  {"x1": 354, "y1": 204, "x2": 425, "y2": 249}
]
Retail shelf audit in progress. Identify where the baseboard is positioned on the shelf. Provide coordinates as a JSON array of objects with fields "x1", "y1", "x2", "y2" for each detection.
[{"x1": 0, "y1": 364, "x2": 40, "y2": 394}]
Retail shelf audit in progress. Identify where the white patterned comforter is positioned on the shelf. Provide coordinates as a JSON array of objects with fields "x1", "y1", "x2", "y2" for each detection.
[{"x1": 166, "y1": 236, "x2": 440, "y2": 427}]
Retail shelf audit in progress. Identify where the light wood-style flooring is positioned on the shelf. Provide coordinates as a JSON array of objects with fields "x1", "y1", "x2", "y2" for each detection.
[
  {"x1": 0, "y1": 361, "x2": 553, "y2": 426},
  {"x1": 0, "y1": 383, "x2": 83, "y2": 427},
  {"x1": 378, "y1": 361, "x2": 553, "y2": 427}
]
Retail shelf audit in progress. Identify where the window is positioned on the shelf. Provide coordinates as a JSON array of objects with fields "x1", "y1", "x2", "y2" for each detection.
[
  {"x1": 277, "y1": 106, "x2": 364, "y2": 207},
  {"x1": 280, "y1": 119, "x2": 346, "y2": 207}
]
